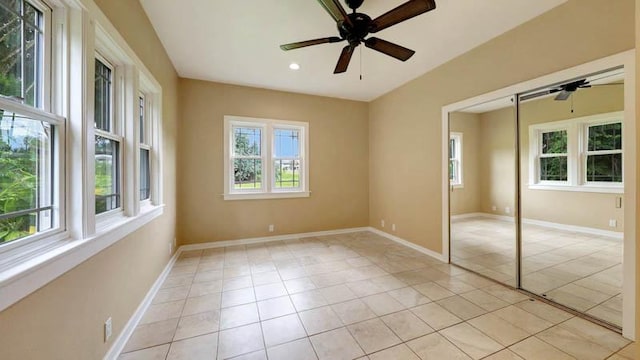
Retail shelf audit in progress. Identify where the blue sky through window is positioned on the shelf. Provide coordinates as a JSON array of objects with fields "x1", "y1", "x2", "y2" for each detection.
[{"x1": 274, "y1": 129, "x2": 299, "y2": 157}]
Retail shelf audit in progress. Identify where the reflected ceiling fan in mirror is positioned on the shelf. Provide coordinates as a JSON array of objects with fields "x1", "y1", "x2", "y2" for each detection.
[
  {"x1": 520, "y1": 78, "x2": 623, "y2": 102},
  {"x1": 280, "y1": 0, "x2": 437, "y2": 74}
]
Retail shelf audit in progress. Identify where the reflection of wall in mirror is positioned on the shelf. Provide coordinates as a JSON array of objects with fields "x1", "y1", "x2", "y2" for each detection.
[{"x1": 449, "y1": 85, "x2": 623, "y2": 232}]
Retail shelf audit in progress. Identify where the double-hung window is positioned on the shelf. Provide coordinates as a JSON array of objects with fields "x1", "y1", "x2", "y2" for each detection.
[
  {"x1": 585, "y1": 122, "x2": 622, "y2": 183},
  {"x1": 224, "y1": 116, "x2": 309, "y2": 200},
  {"x1": 529, "y1": 111, "x2": 623, "y2": 192},
  {"x1": 539, "y1": 129, "x2": 568, "y2": 182},
  {"x1": 94, "y1": 57, "x2": 121, "y2": 214},
  {"x1": 139, "y1": 95, "x2": 151, "y2": 201},
  {"x1": 0, "y1": 0, "x2": 61, "y2": 247},
  {"x1": 449, "y1": 133, "x2": 463, "y2": 187}
]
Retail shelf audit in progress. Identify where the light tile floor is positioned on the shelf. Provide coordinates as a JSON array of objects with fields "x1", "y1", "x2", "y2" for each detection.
[
  {"x1": 451, "y1": 217, "x2": 623, "y2": 328},
  {"x1": 119, "y1": 231, "x2": 633, "y2": 360}
]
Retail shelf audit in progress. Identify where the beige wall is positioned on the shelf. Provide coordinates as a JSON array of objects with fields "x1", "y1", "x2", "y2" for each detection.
[
  {"x1": 635, "y1": 0, "x2": 639, "y2": 353},
  {"x1": 449, "y1": 112, "x2": 481, "y2": 215},
  {"x1": 369, "y1": 0, "x2": 634, "y2": 253},
  {"x1": 0, "y1": 0, "x2": 179, "y2": 359},
  {"x1": 519, "y1": 86, "x2": 625, "y2": 231},
  {"x1": 477, "y1": 107, "x2": 517, "y2": 216},
  {"x1": 177, "y1": 80, "x2": 369, "y2": 244}
]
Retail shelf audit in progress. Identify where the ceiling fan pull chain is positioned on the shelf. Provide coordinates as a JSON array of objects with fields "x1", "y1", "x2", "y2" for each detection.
[
  {"x1": 359, "y1": 46, "x2": 363, "y2": 80},
  {"x1": 570, "y1": 94, "x2": 574, "y2": 113}
]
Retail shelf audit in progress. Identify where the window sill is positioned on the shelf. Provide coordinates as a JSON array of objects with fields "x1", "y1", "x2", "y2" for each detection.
[
  {"x1": 224, "y1": 191, "x2": 310, "y2": 201},
  {"x1": 528, "y1": 184, "x2": 623, "y2": 194},
  {"x1": 0, "y1": 204, "x2": 164, "y2": 312}
]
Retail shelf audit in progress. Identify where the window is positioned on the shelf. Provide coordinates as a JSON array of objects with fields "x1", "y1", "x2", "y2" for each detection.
[
  {"x1": 0, "y1": 0, "x2": 46, "y2": 108},
  {"x1": 94, "y1": 58, "x2": 121, "y2": 214},
  {"x1": 528, "y1": 111, "x2": 623, "y2": 192},
  {"x1": 585, "y1": 122, "x2": 622, "y2": 183},
  {"x1": 0, "y1": 0, "x2": 167, "y2": 312},
  {"x1": 139, "y1": 95, "x2": 151, "y2": 201},
  {"x1": 0, "y1": 0, "x2": 60, "y2": 248},
  {"x1": 224, "y1": 116, "x2": 309, "y2": 200},
  {"x1": 449, "y1": 133, "x2": 463, "y2": 187},
  {"x1": 539, "y1": 130, "x2": 567, "y2": 181}
]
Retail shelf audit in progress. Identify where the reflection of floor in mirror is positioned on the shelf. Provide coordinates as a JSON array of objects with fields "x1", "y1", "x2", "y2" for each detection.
[{"x1": 451, "y1": 216, "x2": 623, "y2": 328}]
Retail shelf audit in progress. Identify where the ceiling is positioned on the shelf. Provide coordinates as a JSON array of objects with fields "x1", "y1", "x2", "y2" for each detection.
[{"x1": 139, "y1": 0, "x2": 567, "y2": 101}]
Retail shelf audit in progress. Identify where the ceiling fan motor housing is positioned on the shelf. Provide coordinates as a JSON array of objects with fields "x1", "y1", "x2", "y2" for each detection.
[
  {"x1": 339, "y1": 13, "x2": 372, "y2": 46},
  {"x1": 345, "y1": 0, "x2": 365, "y2": 10}
]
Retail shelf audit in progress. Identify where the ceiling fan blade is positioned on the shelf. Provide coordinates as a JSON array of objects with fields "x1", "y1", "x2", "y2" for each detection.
[
  {"x1": 316, "y1": 0, "x2": 353, "y2": 27},
  {"x1": 554, "y1": 90, "x2": 572, "y2": 101},
  {"x1": 364, "y1": 37, "x2": 415, "y2": 61},
  {"x1": 280, "y1": 37, "x2": 343, "y2": 51},
  {"x1": 370, "y1": 0, "x2": 436, "y2": 33},
  {"x1": 334, "y1": 45, "x2": 355, "y2": 74}
]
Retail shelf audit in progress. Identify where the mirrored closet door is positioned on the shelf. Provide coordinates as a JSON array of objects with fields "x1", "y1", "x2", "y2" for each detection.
[
  {"x1": 449, "y1": 96, "x2": 518, "y2": 286},
  {"x1": 518, "y1": 68, "x2": 625, "y2": 328}
]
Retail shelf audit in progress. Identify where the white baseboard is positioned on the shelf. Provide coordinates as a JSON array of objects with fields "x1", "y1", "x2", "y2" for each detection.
[
  {"x1": 367, "y1": 227, "x2": 447, "y2": 263},
  {"x1": 180, "y1": 227, "x2": 371, "y2": 251},
  {"x1": 451, "y1": 212, "x2": 622, "y2": 240},
  {"x1": 104, "y1": 250, "x2": 180, "y2": 360}
]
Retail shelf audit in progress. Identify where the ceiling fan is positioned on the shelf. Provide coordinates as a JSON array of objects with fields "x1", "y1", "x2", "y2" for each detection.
[
  {"x1": 280, "y1": 0, "x2": 437, "y2": 74},
  {"x1": 520, "y1": 79, "x2": 623, "y2": 102}
]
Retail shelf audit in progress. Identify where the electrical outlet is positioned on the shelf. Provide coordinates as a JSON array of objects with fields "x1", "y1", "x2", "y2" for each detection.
[
  {"x1": 391, "y1": 224, "x2": 396, "y2": 231},
  {"x1": 104, "y1": 317, "x2": 112, "y2": 342},
  {"x1": 492, "y1": 205, "x2": 497, "y2": 211},
  {"x1": 609, "y1": 219, "x2": 617, "y2": 228},
  {"x1": 381, "y1": 220, "x2": 385, "y2": 228},
  {"x1": 268, "y1": 224, "x2": 274, "y2": 232},
  {"x1": 505, "y1": 207, "x2": 511, "y2": 214}
]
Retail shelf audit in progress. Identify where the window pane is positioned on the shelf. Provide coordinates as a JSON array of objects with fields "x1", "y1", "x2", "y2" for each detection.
[
  {"x1": 139, "y1": 96, "x2": 145, "y2": 143},
  {"x1": 274, "y1": 159, "x2": 300, "y2": 189},
  {"x1": 0, "y1": 0, "x2": 43, "y2": 107},
  {"x1": 588, "y1": 123, "x2": 622, "y2": 151},
  {"x1": 234, "y1": 127, "x2": 261, "y2": 156},
  {"x1": 449, "y1": 159, "x2": 457, "y2": 182},
  {"x1": 449, "y1": 138, "x2": 456, "y2": 159},
  {"x1": 95, "y1": 136, "x2": 120, "y2": 214},
  {"x1": 541, "y1": 130, "x2": 567, "y2": 154},
  {"x1": 140, "y1": 148, "x2": 150, "y2": 200},
  {"x1": 94, "y1": 59, "x2": 112, "y2": 132},
  {"x1": 274, "y1": 128, "x2": 300, "y2": 157},
  {"x1": 234, "y1": 159, "x2": 261, "y2": 189},
  {"x1": 540, "y1": 156, "x2": 567, "y2": 181},
  {"x1": 0, "y1": 108, "x2": 53, "y2": 244},
  {"x1": 587, "y1": 154, "x2": 622, "y2": 182}
]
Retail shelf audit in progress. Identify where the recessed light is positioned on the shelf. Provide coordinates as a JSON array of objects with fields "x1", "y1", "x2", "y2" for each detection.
[{"x1": 289, "y1": 63, "x2": 300, "y2": 70}]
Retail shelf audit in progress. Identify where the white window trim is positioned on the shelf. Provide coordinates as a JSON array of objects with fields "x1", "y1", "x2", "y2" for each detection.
[
  {"x1": 449, "y1": 132, "x2": 463, "y2": 188},
  {"x1": 0, "y1": 0, "x2": 165, "y2": 313},
  {"x1": 528, "y1": 111, "x2": 623, "y2": 193},
  {"x1": 224, "y1": 116, "x2": 310, "y2": 200}
]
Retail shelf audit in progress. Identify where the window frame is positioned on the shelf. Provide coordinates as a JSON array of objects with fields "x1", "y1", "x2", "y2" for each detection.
[
  {"x1": 537, "y1": 127, "x2": 569, "y2": 185},
  {"x1": 583, "y1": 121, "x2": 623, "y2": 186},
  {"x1": 528, "y1": 111, "x2": 623, "y2": 193},
  {"x1": 449, "y1": 132, "x2": 463, "y2": 188},
  {"x1": 93, "y1": 53, "x2": 123, "y2": 219},
  {"x1": 0, "y1": 0, "x2": 64, "y2": 254},
  {"x1": 224, "y1": 116, "x2": 309, "y2": 200}
]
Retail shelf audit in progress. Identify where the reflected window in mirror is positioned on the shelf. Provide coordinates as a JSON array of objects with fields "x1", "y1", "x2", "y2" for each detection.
[
  {"x1": 449, "y1": 132, "x2": 463, "y2": 187},
  {"x1": 528, "y1": 111, "x2": 623, "y2": 192}
]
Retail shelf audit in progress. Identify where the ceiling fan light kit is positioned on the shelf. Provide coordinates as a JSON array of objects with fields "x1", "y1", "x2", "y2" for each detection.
[{"x1": 280, "y1": 0, "x2": 437, "y2": 74}]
